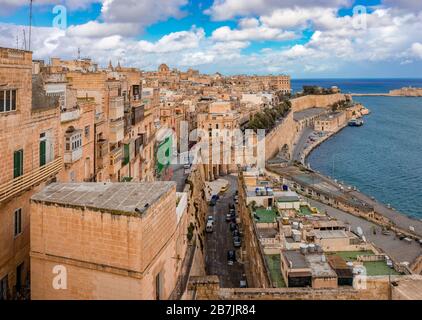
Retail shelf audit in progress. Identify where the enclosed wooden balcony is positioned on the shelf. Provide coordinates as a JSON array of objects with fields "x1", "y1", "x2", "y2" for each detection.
[
  {"x1": 109, "y1": 147, "x2": 123, "y2": 176},
  {"x1": 96, "y1": 139, "x2": 109, "y2": 169},
  {"x1": 0, "y1": 157, "x2": 62, "y2": 204},
  {"x1": 109, "y1": 119, "x2": 124, "y2": 144},
  {"x1": 109, "y1": 96, "x2": 124, "y2": 121}
]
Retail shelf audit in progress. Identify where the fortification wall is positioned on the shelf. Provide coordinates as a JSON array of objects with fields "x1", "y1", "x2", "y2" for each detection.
[
  {"x1": 265, "y1": 94, "x2": 348, "y2": 161},
  {"x1": 290, "y1": 93, "x2": 348, "y2": 112}
]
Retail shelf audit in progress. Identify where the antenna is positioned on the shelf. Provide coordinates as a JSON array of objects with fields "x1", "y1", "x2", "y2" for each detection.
[
  {"x1": 23, "y1": 30, "x2": 27, "y2": 51},
  {"x1": 78, "y1": 48, "x2": 81, "y2": 60},
  {"x1": 29, "y1": 0, "x2": 33, "y2": 51}
]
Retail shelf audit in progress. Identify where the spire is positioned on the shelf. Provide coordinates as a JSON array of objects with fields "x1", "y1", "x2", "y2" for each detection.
[{"x1": 108, "y1": 60, "x2": 114, "y2": 71}]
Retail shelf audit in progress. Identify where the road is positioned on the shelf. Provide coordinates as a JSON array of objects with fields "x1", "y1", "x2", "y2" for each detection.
[
  {"x1": 307, "y1": 198, "x2": 422, "y2": 264},
  {"x1": 205, "y1": 174, "x2": 245, "y2": 288},
  {"x1": 169, "y1": 163, "x2": 189, "y2": 192},
  {"x1": 292, "y1": 127, "x2": 313, "y2": 162}
]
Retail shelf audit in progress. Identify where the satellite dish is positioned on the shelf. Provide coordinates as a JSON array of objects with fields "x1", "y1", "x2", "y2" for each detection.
[
  {"x1": 362, "y1": 236, "x2": 366, "y2": 242},
  {"x1": 357, "y1": 226, "x2": 363, "y2": 236},
  {"x1": 409, "y1": 226, "x2": 415, "y2": 232}
]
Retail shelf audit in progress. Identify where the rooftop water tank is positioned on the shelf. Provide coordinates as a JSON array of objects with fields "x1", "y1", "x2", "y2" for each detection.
[
  {"x1": 308, "y1": 244, "x2": 316, "y2": 253},
  {"x1": 300, "y1": 244, "x2": 308, "y2": 255}
]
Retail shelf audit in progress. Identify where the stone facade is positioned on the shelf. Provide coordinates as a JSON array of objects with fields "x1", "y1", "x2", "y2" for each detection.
[{"x1": 0, "y1": 48, "x2": 61, "y2": 299}]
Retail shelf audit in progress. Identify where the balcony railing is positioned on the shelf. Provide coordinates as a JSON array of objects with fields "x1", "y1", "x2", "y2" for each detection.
[
  {"x1": 96, "y1": 139, "x2": 109, "y2": 169},
  {"x1": 0, "y1": 157, "x2": 62, "y2": 204},
  {"x1": 61, "y1": 108, "x2": 81, "y2": 123}
]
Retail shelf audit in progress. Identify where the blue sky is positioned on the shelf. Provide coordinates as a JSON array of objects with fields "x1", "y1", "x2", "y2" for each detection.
[{"x1": 0, "y1": 0, "x2": 421, "y2": 78}]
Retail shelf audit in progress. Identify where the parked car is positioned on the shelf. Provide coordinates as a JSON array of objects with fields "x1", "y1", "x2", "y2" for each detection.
[
  {"x1": 230, "y1": 222, "x2": 238, "y2": 232},
  {"x1": 227, "y1": 250, "x2": 236, "y2": 265},
  {"x1": 226, "y1": 212, "x2": 232, "y2": 222},
  {"x1": 233, "y1": 236, "x2": 241, "y2": 247},
  {"x1": 240, "y1": 274, "x2": 247, "y2": 288},
  {"x1": 232, "y1": 229, "x2": 241, "y2": 238},
  {"x1": 210, "y1": 195, "x2": 219, "y2": 206},
  {"x1": 229, "y1": 203, "x2": 235, "y2": 210},
  {"x1": 207, "y1": 215, "x2": 214, "y2": 224},
  {"x1": 206, "y1": 221, "x2": 213, "y2": 233}
]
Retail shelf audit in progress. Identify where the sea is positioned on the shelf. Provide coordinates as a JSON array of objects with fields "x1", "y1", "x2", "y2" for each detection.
[{"x1": 298, "y1": 79, "x2": 422, "y2": 220}]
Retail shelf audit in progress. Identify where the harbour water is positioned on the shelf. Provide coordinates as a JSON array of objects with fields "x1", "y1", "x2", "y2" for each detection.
[{"x1": 302, "y1": 80, "x2": 422, "y2": 220}]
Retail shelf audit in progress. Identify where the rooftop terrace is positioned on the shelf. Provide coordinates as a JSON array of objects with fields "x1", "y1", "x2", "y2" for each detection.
[
  {"x1": 265, "y1": 254, "x2": 286, "y2": 288},
  {"x1": 254, "y1": 208, "x2": 279, "y2": 223}
]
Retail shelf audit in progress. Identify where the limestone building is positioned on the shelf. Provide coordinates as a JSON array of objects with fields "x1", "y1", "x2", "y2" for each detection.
[
  {"x1": 0, "y1": 48, "x2": 62, "y2": 299},
  {"x1": 30, "y1": 181, "x2": 189, "y2": 300}
]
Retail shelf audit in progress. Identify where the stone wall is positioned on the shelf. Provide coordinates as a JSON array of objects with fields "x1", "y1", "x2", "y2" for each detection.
[
  {"x1": 238, "y1": 172, "x2": 272, "y2": 288},
  {"x1": 264, "y1": 94, "x2": 348, "y2": 161},
  {"x1": 290, "y1": 94, "x2": 348, "y2": 112},
  {"x1": 189, "y1": 275, "x2": 405, "y2": 300},
  {"x1": 264, "y1": 111, "x2": 297, "y2": 161}
]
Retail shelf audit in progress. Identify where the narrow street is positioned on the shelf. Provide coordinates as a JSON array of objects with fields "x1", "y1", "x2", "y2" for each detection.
[
  {"x1": 292, "y1": 127, "x2": 313, "y2": 162},
  {"x1": 205, "y1": 174, "x2": 245, "y2": 288}
]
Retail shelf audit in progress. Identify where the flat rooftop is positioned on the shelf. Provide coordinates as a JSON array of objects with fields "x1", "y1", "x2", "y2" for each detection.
[
  {"x1": 293, "y1": 107, "x2": 327, "y2": 121},
  {"x1": 306, "y1": 254, "x2": 338, "y2": 278},
  {"x1": 31, "y1": 182, "x2": 176, "y2": 216},
  {"x1": 283, "y1": 250, "x2": 309, "y2": 269},
  {"x1": 276, "y1": 191, "x2": 300, "y2": 202},
  {"x1": 318, "y1": 112, "x2": 343, "y2": 121},
  {"x1": 313, "y1": 230, "x2": 349, "y2": 239}
]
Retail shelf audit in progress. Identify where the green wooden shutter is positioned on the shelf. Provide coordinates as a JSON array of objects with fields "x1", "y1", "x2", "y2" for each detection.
[
  {"x1": 13, "y1": 149, "x2": 23, "y2": 178},
  {"x1": 39, "y1": 140, "x2": 46, "y2": 167}
]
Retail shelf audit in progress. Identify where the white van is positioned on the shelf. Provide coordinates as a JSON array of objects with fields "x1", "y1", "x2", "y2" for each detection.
[{"x1": 206, "y1": 221, "x2": 213, "y2": 233}]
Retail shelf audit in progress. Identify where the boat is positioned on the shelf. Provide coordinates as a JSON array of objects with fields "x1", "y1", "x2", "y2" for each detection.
[{"x1": 348, "y1": 118, "x2": 364, "y2": 127}]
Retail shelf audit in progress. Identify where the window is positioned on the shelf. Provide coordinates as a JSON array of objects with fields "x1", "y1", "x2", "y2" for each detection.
[
  {"x1": 0, "y1": 275, "x2": 8, "y2": 300},
  {"x1": 155, "y1": 272, "x2": 162, "y2": 300},
  {"x1": 14, "y1": 209, "x2": 22, "y2": 237},
  {"x1": 85, "y1": 125, "x2": 90, "y2": 138},
  {"x1": 0, "y1": 89, "x2": 17, "y2": 113},
  {"x1": 66, "y1": 132, "x2": 82, "y2": 151},
  {"x1": 16, "y1": 263, "x2": 23, "y2": 292},
  {"x1": 13, "y1": 149, "x2": 23, "y2": 178}
]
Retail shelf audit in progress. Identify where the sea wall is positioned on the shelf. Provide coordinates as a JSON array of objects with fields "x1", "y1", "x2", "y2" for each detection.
[{"x1": 264, "y1": 94, "x2": 348, "y2": 161}]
